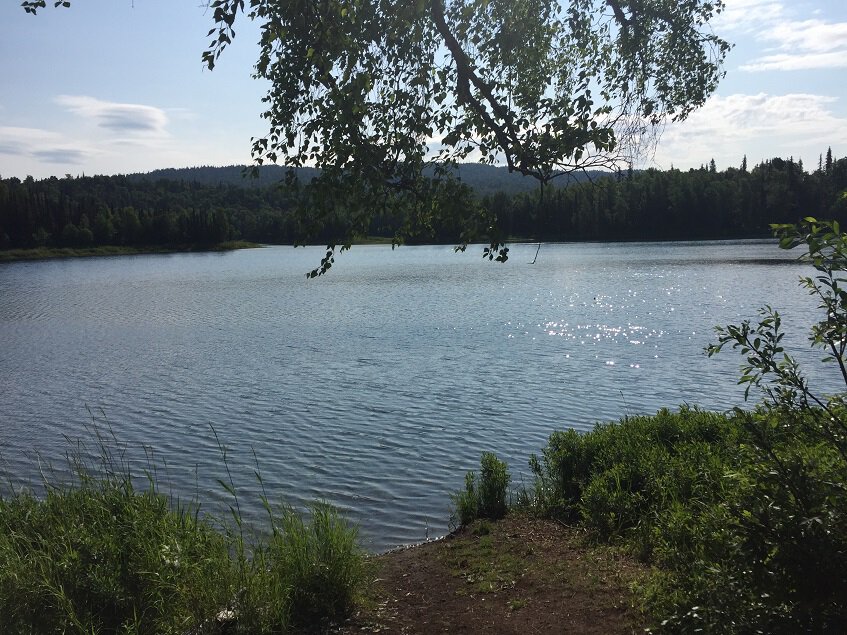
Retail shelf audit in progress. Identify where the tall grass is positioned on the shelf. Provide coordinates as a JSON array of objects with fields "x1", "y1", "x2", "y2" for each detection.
[
  {"x1": 0, "y1": 458, "x2": 233, "y2": 633},
  {"x1": 0, "y1": 424, "x2": 366, "y2": 634}
]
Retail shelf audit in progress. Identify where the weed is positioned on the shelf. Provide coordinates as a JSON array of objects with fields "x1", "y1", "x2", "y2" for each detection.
[
  {"x1": 471, "y1": 519, "x2": 491, "y2": 536},
  {"x1": 450, "y1": 452, "x2": 510, "y2": 527}
]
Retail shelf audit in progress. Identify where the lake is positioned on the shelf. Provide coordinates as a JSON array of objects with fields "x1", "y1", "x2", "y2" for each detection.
[{"x1": 0, "y1": 240, "x2": 835, "y2": 551}]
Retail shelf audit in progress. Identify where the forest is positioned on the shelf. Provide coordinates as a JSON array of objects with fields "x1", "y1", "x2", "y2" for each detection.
[
  {"x1": 1, "y1": 150, "x2": 845, "y2": 252},
  {"x1": 490, "y1": 151, "x2": 847, "y2": 241}
]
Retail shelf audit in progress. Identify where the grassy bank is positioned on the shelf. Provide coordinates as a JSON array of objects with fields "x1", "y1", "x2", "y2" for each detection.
[
  {"x1": 531, "y1": 407, "x2": 846, "y2": 632},
  {"x1": 341, "y1": 514, "x2": 648, "y2": 634},
  {"x1": 0, "y1": 436, "x2": 366, "y2": 634},
  {"x1": 0, "y1": 241, "x2": 261, "y2": 262},
  {"x1": 11, "y1": 406, "x2": 842, "y2": 634}
]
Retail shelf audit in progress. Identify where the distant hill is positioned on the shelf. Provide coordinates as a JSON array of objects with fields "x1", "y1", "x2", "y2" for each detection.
[
  {"x1": 5, "y1": 153, "x2": 843, "y2": 252},
  {"x1": 128, "y1": 163, "x2": 611, "y2": 196},
  {"x1": 127, "y1": 165, "x2": 314, "y2": 189}
]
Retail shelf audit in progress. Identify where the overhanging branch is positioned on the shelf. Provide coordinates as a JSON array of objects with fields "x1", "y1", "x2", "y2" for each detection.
[{"x1": 429, "y1": 0, "x2": 548, "y2": 181}]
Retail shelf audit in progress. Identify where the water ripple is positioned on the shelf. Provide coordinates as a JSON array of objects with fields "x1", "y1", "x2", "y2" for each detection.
[{"x1": 0, "y1": 241, "x2": 831, "y2": 551}]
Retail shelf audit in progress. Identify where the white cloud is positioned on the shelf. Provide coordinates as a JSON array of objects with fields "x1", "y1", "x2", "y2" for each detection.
[
  {"x1": 716, "y1": 0, "x2": 786, "y2": 32},
  {"x1": 0, "y1": 126, "x2": 64, "y2": 153},
  {"x1": 0, "y1": 98, "x2": 176, "y2": 175},
  {"x1": 0, "y1": 126, "x2": 58, "y2": 145},
  {"x1": 0, "y1": 125, "x2": 97, "y2": 165},
  {"x1": 0, "y1": 143, "x2": 22, "y2": 155},
  {"x1": 32, "y1": 148, "x2": 87, "y2": 164},
  {"x1": 741, "y1": 51, "x2": 847, "y2": 71},
  {"x1": 0, "y1": 98, "x2": 238, "y2": 178},
  {"x1": 56, "y1": 95, "x2": 169, "y2": 137},
  {"x1": 720, "y1": 1, "x2": 847, "y2": 72},
  {"x1": 765, "y1": 18, "x2": 847, "y2": 53},
  {"x1": 650, "y1": 92, "x2": 847, "y2": 169},
  {"x1": 742, "y1": 17, "x2": 847, "y2": 70}
]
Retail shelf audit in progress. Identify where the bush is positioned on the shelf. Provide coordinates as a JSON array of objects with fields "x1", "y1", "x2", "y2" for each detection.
[
  {"x1": 525, "y1": 407, "x2": 744, "y2": 540},
  {"x1": 640, "y1": 410, "x2": 847, "y2": 633},
  {"x1": 697, "y1": 219, "x2": 847, "y2": 632},
  {"x1": 525, "y1": 406, "x2": 847, "y2": 632},
  {"x1": 451, "y1": 452, "x2": 510, "y2": 527}
]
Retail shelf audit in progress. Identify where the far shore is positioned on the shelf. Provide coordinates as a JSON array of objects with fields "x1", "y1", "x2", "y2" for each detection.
[
  {"x1": 0, "y1": 234, "x2": 780, "y2": 264},
  {"x1": 0, "y1": 241, "x2": 262, "y2": 263}
]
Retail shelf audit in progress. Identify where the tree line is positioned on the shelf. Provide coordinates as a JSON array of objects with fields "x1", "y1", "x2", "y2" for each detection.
[
  {"x1": 0, "y1": 173, "x2": 300, "y2": 249},
  {"x1": 487, "y1": 151, "x2": 847, "y2": 241},
  {"x1": 1, "y1": 151, "x2": 845, "y2": 251}
]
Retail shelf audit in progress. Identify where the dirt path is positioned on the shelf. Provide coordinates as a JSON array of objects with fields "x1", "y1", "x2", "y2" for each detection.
[{"x1": 339, "y1": 516, "x2": 648, "y2": 634}]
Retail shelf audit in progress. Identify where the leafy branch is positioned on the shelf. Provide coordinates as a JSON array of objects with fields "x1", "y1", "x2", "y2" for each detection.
[{"x1": 708, "y1": 218, "x2": 847, "y2": 459}]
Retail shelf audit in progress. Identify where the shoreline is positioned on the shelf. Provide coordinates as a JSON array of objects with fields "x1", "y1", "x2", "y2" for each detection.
[
  {"x1": 0, "y1": 241, "x2": 262, "y2": 263},
  {"x1": 0, "y1": 234, "x2": 778, "y2": 264}
]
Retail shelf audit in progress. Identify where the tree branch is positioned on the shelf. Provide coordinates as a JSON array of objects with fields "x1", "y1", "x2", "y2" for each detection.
[
  {"x1": 605, "y1": 0, "x2": 631, "y2": 29},
  {"x1": 429, "y1": 0, "x2": 546, "y2": 181}
]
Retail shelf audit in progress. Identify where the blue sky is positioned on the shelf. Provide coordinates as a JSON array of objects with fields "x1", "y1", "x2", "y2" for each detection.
[{"x1": 1, "y1": 0, "x2": 845, "y2": 179}]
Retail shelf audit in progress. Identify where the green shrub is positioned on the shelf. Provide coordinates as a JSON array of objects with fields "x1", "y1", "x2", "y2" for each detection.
[
  {"x1": 639, "y1": 414, "x2": 847, "y2": 633},
  {"x1": 452, "y1": 470, "x2": 480, "y2": 528},
  {"x1": 580, "y1": 463, "x2": 647, "y2": 540},
  {"x1": 525, "y1": 402, "x2": 847, "y2": 631},
  {"x1": 451, "y1": 452, "x2": 510, "y2": 527},
  {"x1": 525, "y1": 428, "x2": 587, "y2": 519},
  {"x1": 526, "y1": 407, "x2": 743, "y2": 536},
  {"x1": 696, "y1": 219, "x2": 847, "y2": 632}
]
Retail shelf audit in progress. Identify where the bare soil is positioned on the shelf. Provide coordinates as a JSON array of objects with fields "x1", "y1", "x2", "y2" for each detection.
[{"x1": 338, "y1": 515, "x2": 649, "y2": 634}]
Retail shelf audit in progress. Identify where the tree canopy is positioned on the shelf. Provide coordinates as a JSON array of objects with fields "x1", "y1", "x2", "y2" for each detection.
[{"x1": 23, "y1": 0, "x2": 730, "y2": 273}]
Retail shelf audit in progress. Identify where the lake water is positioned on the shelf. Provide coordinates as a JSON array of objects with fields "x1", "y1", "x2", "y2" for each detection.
[{"x1": 0, "y1": 240, "x2": 836, "y2": 551}]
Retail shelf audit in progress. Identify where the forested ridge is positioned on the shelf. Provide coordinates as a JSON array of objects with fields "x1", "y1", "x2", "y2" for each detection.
[
  {"x1": 1, "y1": 152, "x2": 845, "y2": 251},
  {"x1": 491, "y1": 153, "x2": 847, "y2": 241}
]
